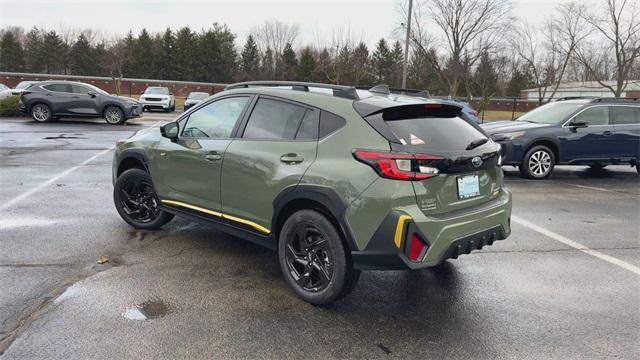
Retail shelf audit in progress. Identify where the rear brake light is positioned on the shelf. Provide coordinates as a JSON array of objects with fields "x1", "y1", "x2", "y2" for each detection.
[
  {"x1": 20, "y1": 91, "x2": 32, "y2": 96},
  {"x1": 423, "y1": 104, "x2": 442, "y2": 109},
  {"x1": 408, "y1": 233, "x2": 427, "y2": 261},
  {"x1": 353, "y1": 149, "x2": 442, "y2": 181}
]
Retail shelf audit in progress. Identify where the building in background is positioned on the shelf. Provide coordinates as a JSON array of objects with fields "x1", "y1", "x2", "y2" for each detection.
[{"x1": 520, "y1": 80, "x2": 640, "y2": 100}]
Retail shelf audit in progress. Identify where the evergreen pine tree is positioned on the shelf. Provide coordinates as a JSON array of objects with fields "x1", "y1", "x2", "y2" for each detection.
[
  {"x1": 370, "y1": 39, "x2": 391, "y2": 84},
  {"x1": 239, "y1": 35, "x2": 260, "y2": 80},
  {"x1": 0, "y1": 31, "x2": 25, "y2": 72},
  {"x1": 296, "y1": 46, "x2": 317, "y2": 81}
]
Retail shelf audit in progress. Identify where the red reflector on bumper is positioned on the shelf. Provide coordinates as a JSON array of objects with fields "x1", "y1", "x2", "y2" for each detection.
[{"x1": 409, "y1": 233, "x2": 427, "y2": 261}]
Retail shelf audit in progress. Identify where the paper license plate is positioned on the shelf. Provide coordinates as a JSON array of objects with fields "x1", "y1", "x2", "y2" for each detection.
[{"x1": 457, "y1": 174, "x2": 480, "y2": 199}]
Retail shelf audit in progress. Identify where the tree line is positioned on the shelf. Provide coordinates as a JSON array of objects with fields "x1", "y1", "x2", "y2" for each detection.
[{"x1": 0, "y1": 0, "x2": 638, "y2": 103}]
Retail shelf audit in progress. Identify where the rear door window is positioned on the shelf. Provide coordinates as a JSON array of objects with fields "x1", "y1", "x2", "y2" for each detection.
[
  {"x1": 44, "y1": 83, "x2": 73, "y2": 93},
  {"x1": 243, "y1": 98, "x2": 307, "y2": 140},
  {"x1": 612, "y1": 106, "x2": 640, "y2": 125},
  {"x1": 383, "y1": 116, "x2": 488, "y2": 152}
]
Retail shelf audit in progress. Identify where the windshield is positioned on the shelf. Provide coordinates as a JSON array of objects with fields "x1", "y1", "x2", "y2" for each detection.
[
  {"x1": 16, "y1": 81, "x2": 35, "y2": 90},
  {"x1": 145, "y1": 87, "x2": 170, "y2": 95},
  {"x1": 187, "y1": 92, "x2": 209, "y2": 100},
  {"x1": 518, "y1": 101, "x2": 586, "y2": 124}
]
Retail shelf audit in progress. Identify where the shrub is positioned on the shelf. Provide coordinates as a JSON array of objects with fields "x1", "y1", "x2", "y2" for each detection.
[{"x1": 0, "y1": 96, "x2": 22, "y2": 117}]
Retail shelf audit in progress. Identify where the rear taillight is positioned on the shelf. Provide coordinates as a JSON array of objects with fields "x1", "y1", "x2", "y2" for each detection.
[
  {"x1": 469, "y1": 111, "x2": 478, "y2": 117},
  {"x1": 408, "y1": 233, "x2": 427, "y2": 261},
  {"x1": 20, "y1": 91, "x2": 31, "y2": 96},
  {"x1": 353, "y1": 149, "x2": 443, "y2": 181}
]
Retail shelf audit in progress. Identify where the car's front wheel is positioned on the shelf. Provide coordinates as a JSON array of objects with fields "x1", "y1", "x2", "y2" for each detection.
[
  {"x1": 278, "y1": 209, "x2": 360, "y2": 305},
  {"x1": 31, "y1": 103, "x2": 52, "y2": 122},
  {"x1": 113, "y1": 169, "x2": 174, "y2": 229},
  {"x1": 104, "y1": 106, "x2": 125, "y2": 125},
  {"x1": 520, "y1": 145, "x2": 555, "y2": 179}
]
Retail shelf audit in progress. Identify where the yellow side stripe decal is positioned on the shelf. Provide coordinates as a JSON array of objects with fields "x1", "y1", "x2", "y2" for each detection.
[
  {"x1": 160, "y1": 199, "x2": 270, "y2": 234},
  {"x1": 394, "y1": 215, "x2": 412, "y2": 248}
]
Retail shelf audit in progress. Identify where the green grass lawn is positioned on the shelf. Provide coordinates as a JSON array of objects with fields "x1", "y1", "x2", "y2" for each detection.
[{"x1": 479, "y1": 110, "x2": 525, "y2": 122}]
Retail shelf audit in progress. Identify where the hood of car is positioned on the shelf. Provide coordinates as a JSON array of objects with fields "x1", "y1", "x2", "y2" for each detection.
[
  {"x1": 184, "y1": 99, "x2": 204, "y2": 105},
  {"x1": 480, "y1": 120, "x2": 551, "y2": 134},
  {"x1": 116, "y1": 96, "x2": 139, "y2": 103}
]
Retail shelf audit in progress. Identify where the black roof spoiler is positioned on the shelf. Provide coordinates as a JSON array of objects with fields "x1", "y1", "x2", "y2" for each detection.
[
  {"x1": 225, "y1": 81, "x2": 359, "y2": 100},
  {"x1": 356, "y1": 84, "x2": 431, "y2": 98}
]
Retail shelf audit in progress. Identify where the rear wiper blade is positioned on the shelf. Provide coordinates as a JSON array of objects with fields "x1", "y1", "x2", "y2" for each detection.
[{"x1": 466, "y1": 138, "x2": 489, "y2": 150}]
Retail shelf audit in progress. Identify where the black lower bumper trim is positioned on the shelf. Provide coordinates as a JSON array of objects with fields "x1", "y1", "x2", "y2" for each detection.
[{"x1": 352, "y1": 225, "x2": 508, "y2": 270}]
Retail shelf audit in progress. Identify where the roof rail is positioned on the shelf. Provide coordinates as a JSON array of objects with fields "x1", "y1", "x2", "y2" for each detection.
[
  {"x1": 356, "y1": 84, "x2": 431, "y2": 98},
  {"x1": 592, "y1": 97, "x2": 639, "y2": 103},
  {"x1": 225, "y1": 81, "x2": 359, "y2": 100}
]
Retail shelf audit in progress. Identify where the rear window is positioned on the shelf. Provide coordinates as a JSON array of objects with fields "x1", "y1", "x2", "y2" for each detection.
[{"x1": 385, "y1": 116, "x2": 488, "y2": 151}]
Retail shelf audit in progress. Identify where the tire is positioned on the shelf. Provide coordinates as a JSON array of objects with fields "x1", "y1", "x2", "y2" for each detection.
[
  {"x1": 113, "y1": 169, "x2": 174, "y2": 230},
  {"x1": 31, "y1": 103, "x2": 52, "y2": 122},
  {"x1": 171, "y1": 104, "x2": 175, "y2": 112},
  {"x1": 278, "y1": 209, "x2": 358, "y2": 305},
  {"x1": 104, "y1": 106, "x2": 125, "y2": 125},
  {"x1": 520, "y1": 145, "x2": 555, "y2": 179}
]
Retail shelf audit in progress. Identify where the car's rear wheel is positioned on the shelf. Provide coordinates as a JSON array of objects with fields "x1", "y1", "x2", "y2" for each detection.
[
  {"x1": 278, "y1": 210, "x2": 359, "y2": 304},
  {"x1": 520, "y1": 145, "x2": 555, "y2": 179},
  {"x1": 113, "y1": 169, "x2": 174, "y2": 230},
  {"x1": 31, "y1": 104, "x2": 52, "y2": 122},
  {"x1": 104, "y1": 106, "x2": 125, "y2": 125}
]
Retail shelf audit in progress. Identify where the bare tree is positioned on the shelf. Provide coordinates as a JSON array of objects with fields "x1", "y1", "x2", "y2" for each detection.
[
  {"x1": 251, "y1": 20, "x2": 299, "y2": 76},
  {"x1": 105, "y1": 39, "x2": 127, "y2": 95},
  {"x1": 511, "y1": 2, "x2": 588, "y2": 104},
  {"x1": 401, "y1": 0, "x2": 512, "y2": 97},
  {"x1": 574, "y1": 0, "x2": 640, "y2": 97}
]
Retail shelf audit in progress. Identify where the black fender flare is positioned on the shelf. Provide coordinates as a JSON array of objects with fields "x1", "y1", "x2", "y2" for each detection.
[
  {"x1": 272, "y1": 184, "x2": 358, "y2": 251},
  {"x1": 116, "y1": 148, "x2": 150, "y2": 175}
]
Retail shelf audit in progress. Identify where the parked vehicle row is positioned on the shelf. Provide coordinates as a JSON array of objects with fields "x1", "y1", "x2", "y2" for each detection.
[{"x1": 482, "y1": 98, "x2": 640, "y2": 178}]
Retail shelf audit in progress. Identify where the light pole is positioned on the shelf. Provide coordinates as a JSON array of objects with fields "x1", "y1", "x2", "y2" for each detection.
[{"x1": 401, "y1": 0, "x2": 413, "y2": 89}]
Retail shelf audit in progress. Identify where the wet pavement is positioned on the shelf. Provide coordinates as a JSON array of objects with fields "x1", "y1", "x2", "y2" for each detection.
[{"x1": 0, "y1": 117, "x2": 638, "y2": 359}]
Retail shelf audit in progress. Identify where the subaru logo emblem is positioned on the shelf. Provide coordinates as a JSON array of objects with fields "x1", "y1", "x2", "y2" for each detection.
[{"x1": 472, "y1": 156, "x2": 483, "y2": 168}]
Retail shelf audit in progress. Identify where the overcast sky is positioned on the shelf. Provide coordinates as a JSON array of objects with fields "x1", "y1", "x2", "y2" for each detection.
[{"x1": 0, "y1": 0, "x2": 600, "y2": 46}]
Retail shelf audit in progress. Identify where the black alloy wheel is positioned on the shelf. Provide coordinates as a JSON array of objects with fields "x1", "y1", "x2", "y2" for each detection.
[
  {"x1": 284, "y1": 223, "x2": 334, "y2": 292},
  {"x1": 113, "y1": 169, "x2": 173, "y2": 229},
  {"x1": 278, "y1": 209, "x2": 359, "y2": 304}
]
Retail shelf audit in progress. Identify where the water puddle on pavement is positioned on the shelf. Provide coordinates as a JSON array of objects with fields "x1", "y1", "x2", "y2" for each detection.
[{"x1": 124, "y1": 300, "x2": 171, "y2": 321}]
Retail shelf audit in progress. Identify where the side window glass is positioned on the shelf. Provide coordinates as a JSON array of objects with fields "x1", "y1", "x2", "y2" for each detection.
[
  {"x1": 612, "y1": 107, "x2": 640, "y2": 125},
  {"x1": 243, "y1": 98, "x2": 306, "y2": 140},
  {"x1": 72, "y1": 85, "x2": 90, "y2": 94},
  {"x1": 574, "y1": 107, "x2": 609, "y2": 126},
  {"x1": 319, "y1": 111, "x2": 346, "y2": 138},
  {"x1": 295, "y1": 109, "x2": 319, "y2": 140},
  {"x1": 182, "y1": 97, "x2": 249, "y2": 138},
  {"x1": 44, "y1": 84, "x2": 72, "y2": 93}
]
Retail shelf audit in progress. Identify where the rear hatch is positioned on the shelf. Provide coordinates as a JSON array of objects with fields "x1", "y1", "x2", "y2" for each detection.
[{"x1": 355, "y1": 102, "x2": 502, "y2": 215}]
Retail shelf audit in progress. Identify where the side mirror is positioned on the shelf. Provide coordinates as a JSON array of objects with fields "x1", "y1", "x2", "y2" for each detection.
[
  {"x1": 160, "y1": 122, "x2": 179, "y2": 142},
  {"x1": 568, "y1": 121, "x2": 588, "y2": 132},
  {"x1": 87, "y1": 91, "x2": 97, "y2": 98}
]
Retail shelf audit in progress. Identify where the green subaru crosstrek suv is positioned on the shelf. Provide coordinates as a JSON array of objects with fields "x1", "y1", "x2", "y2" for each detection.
[{"x1": 112, "y1": 81, "x2": 512, "y2": 304}]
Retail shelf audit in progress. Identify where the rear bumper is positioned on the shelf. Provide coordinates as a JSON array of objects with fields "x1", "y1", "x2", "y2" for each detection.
[{"x1": 351, "y1": 188, "x2": 512, "y2": 270}]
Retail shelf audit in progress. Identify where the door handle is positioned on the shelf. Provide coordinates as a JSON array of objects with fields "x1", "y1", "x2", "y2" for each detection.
[
  {"x1": 603, "y1": 131, "x2": 613, "y2": 136},
  {"x1": 205, "y1": 153, "x2": 222, "y2": 161},
  {"x1": 280, "y1": 153, "x2": 304, "y2": 164}
]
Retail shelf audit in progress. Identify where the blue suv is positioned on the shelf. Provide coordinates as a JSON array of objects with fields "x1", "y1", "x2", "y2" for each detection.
[{"x1": 482, "y1": 98, "x2": 639, "y2": 179}]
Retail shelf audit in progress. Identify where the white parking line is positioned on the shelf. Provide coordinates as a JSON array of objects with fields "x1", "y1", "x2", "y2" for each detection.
[
  {"x1": 512, "y1": 215, "x2": 640, "y2": 275},
  {"x1": 1, "y1": 121, "x2": 164, "y2": 211}
]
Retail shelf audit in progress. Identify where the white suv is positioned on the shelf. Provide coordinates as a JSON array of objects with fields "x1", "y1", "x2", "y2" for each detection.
[{"x1": 139, "y1": 87, "x2": 176, "y2": 112}]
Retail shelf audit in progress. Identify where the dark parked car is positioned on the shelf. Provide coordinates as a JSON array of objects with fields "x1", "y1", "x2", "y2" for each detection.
[
  {"x1": 19, "y1": 81, "x2": 142, "y2": 124},
  {"x1": 183, "y1": 91, "x2": 210, "y2": 111},
  {"x1": 482, "y1": 98, "x2": 640, "y2": 179}
]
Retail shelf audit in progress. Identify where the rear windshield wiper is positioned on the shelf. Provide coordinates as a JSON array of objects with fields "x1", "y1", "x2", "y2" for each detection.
[{"x1": 466, "y1": 138, "x2": 489, "y2": 150}]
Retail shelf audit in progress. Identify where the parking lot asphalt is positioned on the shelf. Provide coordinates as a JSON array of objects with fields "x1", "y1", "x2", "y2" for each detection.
[{"x1": 1, "y1": 116, "x2": 638, "y2": 359}]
